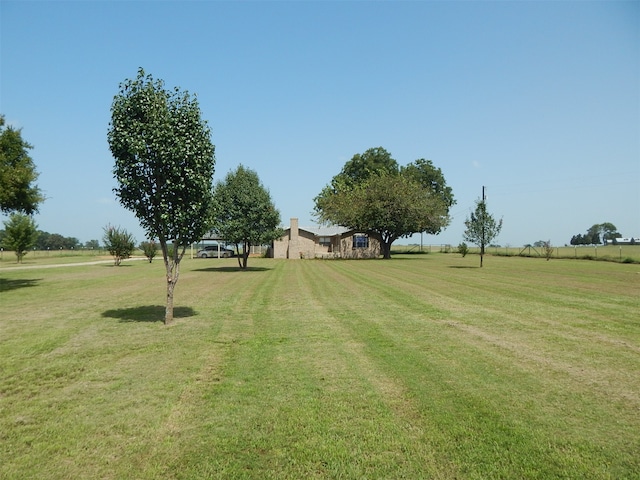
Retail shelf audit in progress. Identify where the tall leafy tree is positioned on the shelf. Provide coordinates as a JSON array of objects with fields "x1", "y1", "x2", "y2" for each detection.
[
  {"x1": 586, "y1": 224, "x2": 602, "y2": 245},
  {"x1": 2, "y1": 213, "x2": 39, "y2": 263},
  {"x1": 400, "y1": 158, "x2": 455, "y2": 211},
  {"x1": 338, "y1": 147, "x2": 398, "y2": 187},
  {"x1": 107, "y1": 69, "x2": 215, "y2": 324},
  {"x1": 463, "y1": 198, "x2": 503, "y2": 267},
  {"x1": 0, "y1": 115, "x2": 44, "y2": 214},
  {"x1": 212, "y1": 165, "x2": 283, "y2": 269},
  {"x1": 322, "y1": 173, "x2": 450, "y2": 259},
  {"x1": 314, "y1": 147, "x2": 453, "y2": 258},
  {"x1": 600, "y1": 223, "x2": 619, "y2": 242}
]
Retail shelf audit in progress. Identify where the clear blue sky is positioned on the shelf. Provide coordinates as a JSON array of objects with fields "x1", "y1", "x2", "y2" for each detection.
[{"x1": 2, "y1": 0, "x2": 638, "y2": 247}]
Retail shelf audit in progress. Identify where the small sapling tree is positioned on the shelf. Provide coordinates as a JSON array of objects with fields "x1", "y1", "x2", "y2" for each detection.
[
  {"x1": 140, "y1": 240, "x2": 157, "y2": 263},
  {"x1": 103, "y1": 225, "x2": 136, "y2": 266},
  {"x1": 458, "y1": 242, "x2": 468, "y2": 257},
  {"x1": 463, "y1": 196, "x2": 502, "y2": 267},
  {"x1": 543, "y1": 240, "x2": 554, "y2": 261},
  {"x1": 2, "y1": 213, "x2": 39, "y2": 263}
]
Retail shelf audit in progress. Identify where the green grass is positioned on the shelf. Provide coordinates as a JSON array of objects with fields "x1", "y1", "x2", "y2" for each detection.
[
  {"x1": 1, "y1": 254, "x2": 639, "y2": 479},
  {"x1": 394, "y1": 244, "x2": 640, "y2": 262},
  {"x1": 467, "y1": 244, "x2": 640, "y2": 263}
]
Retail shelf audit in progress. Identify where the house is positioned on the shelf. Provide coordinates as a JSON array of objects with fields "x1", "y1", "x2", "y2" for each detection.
[
  {"x1": 271, "y1": 218, "x2": 381, "y2": 259},
  {"x1": 606, "y1": 237, "x2": 639, "y2": 245}
]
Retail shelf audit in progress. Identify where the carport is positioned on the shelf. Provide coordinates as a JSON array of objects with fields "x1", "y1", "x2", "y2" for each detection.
[{"x1": 191, "y1": 230, "x2": 231, "y2": 259}]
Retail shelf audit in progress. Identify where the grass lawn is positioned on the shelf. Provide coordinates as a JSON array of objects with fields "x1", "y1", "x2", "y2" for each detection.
[{"x1": 1, "y1": 254, "x2": 638, "y2": 479}]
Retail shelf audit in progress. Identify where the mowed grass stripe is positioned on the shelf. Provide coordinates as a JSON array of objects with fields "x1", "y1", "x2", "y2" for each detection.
[
  {"x1": 339, "y1": 256, "x2": 640, "y2": 405},
  {"x1": 1, "y1": 259, "x2": 256, "y2": 479},
  {"x1": 160, "y1": 260, "x2": 444, "y2": 478},
  {"x1": 306, "y1": 260, "x2": 569, "y2": 478},
  {"x1": 298, "y1": 260, "x2": 451, "y2": 478},
  {"x1": 1, "y1": 255, "x2": 639, "y2": 478},
  {"x1": 305, "y1": 257, "x2": 640, "y2": 478}
]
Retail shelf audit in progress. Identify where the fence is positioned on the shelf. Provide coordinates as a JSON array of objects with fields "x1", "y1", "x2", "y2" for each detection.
[{"x1": 479, "y1": 244, "x2": 640, "y2": 261}]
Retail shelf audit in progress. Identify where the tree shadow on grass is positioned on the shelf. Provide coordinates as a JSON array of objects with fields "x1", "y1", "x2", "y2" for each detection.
[
  {"x1": 0, "y1": 277, "x2": 42, "y2": 292},
  {"x1": 193, "y1": 266, "x2": 271, "y2": 273},
  {"x1": 448, "y1": 265, "x2": 480, "y2": 269},
  {"x1": 102, "y1": 305, "x2": 197, "y2": 323}
]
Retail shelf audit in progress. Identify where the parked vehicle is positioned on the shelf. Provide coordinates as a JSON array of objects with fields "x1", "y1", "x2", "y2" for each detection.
[{"x1": 197, "y1": 245, "x2": 235, "y2": 258}]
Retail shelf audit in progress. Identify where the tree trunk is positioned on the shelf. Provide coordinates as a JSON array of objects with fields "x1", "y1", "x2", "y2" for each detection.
[
  {"x1": 161, "y1": 240, "x2": 181, "y2": 325},
  {"x1": 381, "y1": 240, "x2": 392, "y2": 259},
  {"x1": 234, "y1": 240, "x2": 249, "y2": 269},
  {"x1": 235, "y1": 243, "x2": 244, "y2": 269},
  {"x1": 165, "y1": 275, "x2": 175, "y2": 325},
  {"x1": 241, "y1": 241, "x2": 249, "y2": 269},
  {"x1": 380, "y1": 233, "x2": 396, "y2": 259}
]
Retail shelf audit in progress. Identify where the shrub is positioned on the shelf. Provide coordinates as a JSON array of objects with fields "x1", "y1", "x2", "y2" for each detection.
[
  {"x1": 543, "y1": 240, "x2": 554, "y2": 261},
  {"x1": 103, "y1": 225, "x2": 135, "y2": 266},
  {"x1": 2, "y1": 213, "x2": 39, "y2": 263},
  {"x1": 140, "y1": 240, "x2": 157, "y2": 263},
  {"x1": 457, "y1": 242, "x2": 468, "y2": 257}
]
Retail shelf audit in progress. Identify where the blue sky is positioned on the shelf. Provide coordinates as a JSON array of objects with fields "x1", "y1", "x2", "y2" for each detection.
[{"x1": 1, "y1": 0, "x2": 638, "y2": 247}]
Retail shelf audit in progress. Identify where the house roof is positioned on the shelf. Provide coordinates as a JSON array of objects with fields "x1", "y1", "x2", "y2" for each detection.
[
  {"x1": 300, "y1": 225, "x2": 350, "y2": 237},
  {"x1": 278, "y1": 224, "x2": 350, "y2": 237},
  {"x1": 201, "y1": 230, "x2": 225, "y2": 241}
]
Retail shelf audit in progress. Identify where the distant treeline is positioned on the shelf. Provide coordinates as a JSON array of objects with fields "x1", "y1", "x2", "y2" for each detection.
[
  {"x1": 569, "y1": 222, "x2": 622, "y2": 246},
  {"x1": 0, "y1": 229, "x2": 100, "y2": 251}
]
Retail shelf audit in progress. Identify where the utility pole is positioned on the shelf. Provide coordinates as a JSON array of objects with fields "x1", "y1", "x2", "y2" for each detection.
[{"x1": 481, "y1": 186, "x2": 485, "y2": 267}]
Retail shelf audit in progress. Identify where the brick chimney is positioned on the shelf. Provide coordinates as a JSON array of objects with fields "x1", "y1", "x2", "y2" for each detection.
[{"x1": 288, "y1": 217, "x2": 299, "y2": 259}]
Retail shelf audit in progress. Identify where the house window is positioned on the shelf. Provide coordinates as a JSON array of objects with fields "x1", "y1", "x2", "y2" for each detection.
[
  {"x1": 319, "y1": 236, "x2": 332, "y2": 247},
  {"x1": 353, "y1": 234, "x2": 369, "y2": 249}
]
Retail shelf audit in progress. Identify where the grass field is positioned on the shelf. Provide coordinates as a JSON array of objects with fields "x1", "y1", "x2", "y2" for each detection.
[
  {"x1": 396, "y1": 244, "x2": 640, "y2": 263},
  {"x1": 1, "y1": 254, "x2": 638, "y2": 479}
]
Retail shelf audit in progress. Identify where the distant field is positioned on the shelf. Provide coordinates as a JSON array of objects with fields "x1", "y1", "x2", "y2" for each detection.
[
  {"x1": 395, "y1": 244, "x2": 640, "y2": 263},
  {"x1": 0, "y1": 248, "x2": 113, "y2": 266},
  {"x1": 0, "y1": 245, "x2": 207, "y2": 267},
  {"x1": 3, "y1": 243, "x2": 638, "y2": 266},
  {"x1": 1, "y1": 254, "x2": 638, "y2": 478}
]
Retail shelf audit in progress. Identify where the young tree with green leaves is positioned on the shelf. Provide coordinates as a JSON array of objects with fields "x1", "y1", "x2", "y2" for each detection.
[
  {"x1": 103, "y1": 225, "x2": 136, "y2": 266},
  {"x1": 2, "y1": 213, "x2": 39, "y2": 263},
  {"x1": 542, "y1": 240, "x2": 554, "y2": 261},
  {"x1": 0, "y1": 115, "x2": 44, "y2": 215},
  {"x1": 107, "y1": 69, "x2": 215, "y2": 324},
  {"x1": 314, "y1": 147, "x2": 454, "y2": 259},
  {"x1": 212, "y1": 165, "x2": 283, "y2": 269},
  {"x1": 463, "y1": 197, "x2": 503, "y2": 267},
  {"x1": 140, "y1": 240, "x2": 158, "y2": 263}
]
